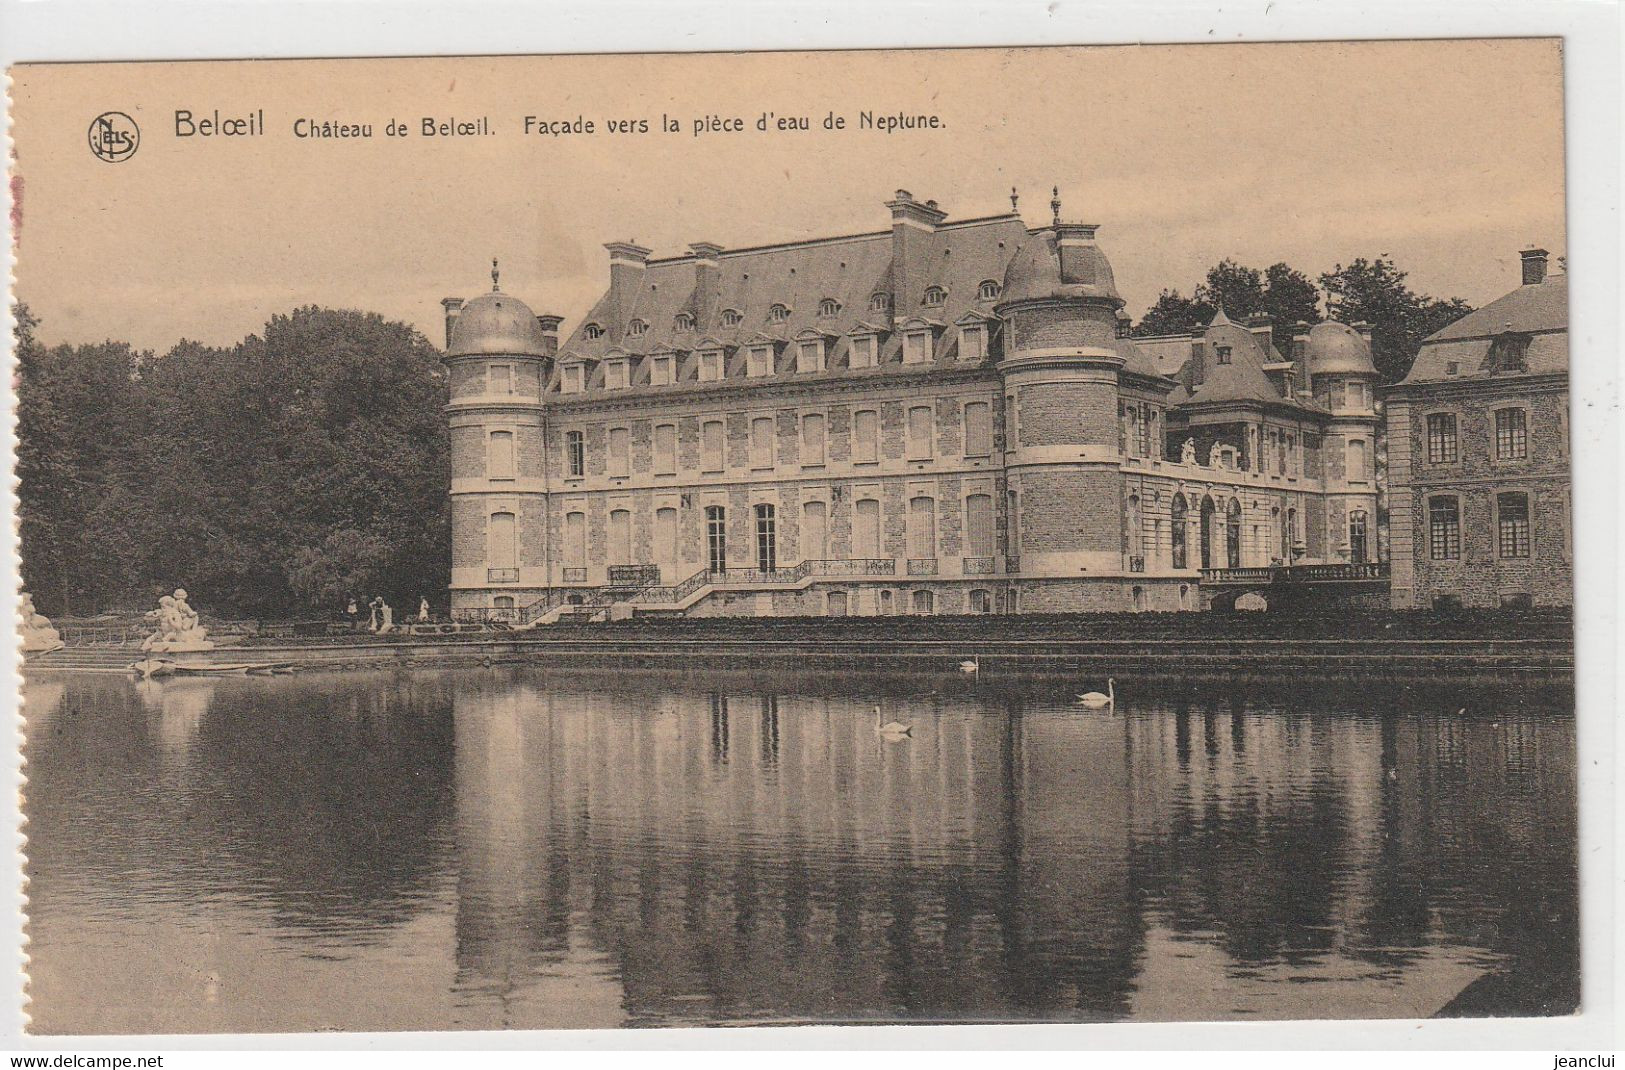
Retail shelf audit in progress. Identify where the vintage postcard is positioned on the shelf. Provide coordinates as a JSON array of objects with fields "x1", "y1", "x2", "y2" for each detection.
[{"x1": 8, "y1": 41, "x2": 1579, "y2": 1036}]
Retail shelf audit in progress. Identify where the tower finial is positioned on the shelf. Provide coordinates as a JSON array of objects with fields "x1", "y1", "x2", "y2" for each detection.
[
  {"x1": 1010, "y1": 186, "x2": 1020, "y2": 214},
  {"x1": 491, "y1": 258, "x2": 500, "y2": 292},
  {"x1": 1050, "y1": 185, "x2": 1062, "y2": 226}
]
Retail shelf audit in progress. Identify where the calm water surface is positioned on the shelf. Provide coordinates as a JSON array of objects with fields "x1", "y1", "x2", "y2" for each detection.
[{"x1": 23, "y1": 666, "x2": 1576, "y2": 1033}]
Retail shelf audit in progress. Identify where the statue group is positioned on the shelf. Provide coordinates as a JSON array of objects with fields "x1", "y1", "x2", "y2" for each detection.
[
  {"x1": 20, "y1": 592, "x2": 64, "y2": 654},
  {"x1": 141, "y1": 588, "x2": 214, "y2": 653}
]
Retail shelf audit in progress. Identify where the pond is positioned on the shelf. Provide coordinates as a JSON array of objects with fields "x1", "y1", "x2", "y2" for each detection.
[{"x1": 21, "y1": 666, "x2": 1577, "y2": 1034}]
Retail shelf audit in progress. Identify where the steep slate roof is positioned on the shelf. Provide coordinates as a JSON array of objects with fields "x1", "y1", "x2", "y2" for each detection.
[
  {"x1": 557, "y1": 215, "x2": 1030, "y2": 386},
  {"x1": 1402, "y1": 272, "x2": 1569, "y2": 385},
  {"x1": 1138, "y1": 313, "x2": 1322, "y2": 413}
]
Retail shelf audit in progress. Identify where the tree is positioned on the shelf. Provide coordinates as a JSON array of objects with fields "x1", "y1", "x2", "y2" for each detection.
[
  {"x1": 13, "y1": 304, "x2": 450, "y2": 618},
  {"x1": 1319, "y1": 258, "x2": 1474, "y2": 383},
  {"x1": 1134, "y1": 260, "x2": 1322, "y2": 343}
]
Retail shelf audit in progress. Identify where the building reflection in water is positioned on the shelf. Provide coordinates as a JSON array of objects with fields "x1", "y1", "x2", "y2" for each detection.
[{"x1": 21, "y1": 668, "x2": 1576, "y2": 1033}]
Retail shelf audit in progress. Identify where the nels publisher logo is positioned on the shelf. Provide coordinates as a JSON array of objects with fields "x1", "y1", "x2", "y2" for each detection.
[{"x1": 88, "y1": 111, "x2": 140, "y2": 163}]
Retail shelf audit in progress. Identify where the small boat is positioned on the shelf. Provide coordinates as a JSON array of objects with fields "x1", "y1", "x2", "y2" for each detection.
[{"x1": 131, "y1": 659, "x2": 295, "y2": 678}]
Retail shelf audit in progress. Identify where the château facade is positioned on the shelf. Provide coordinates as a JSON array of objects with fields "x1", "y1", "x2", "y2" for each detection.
[
  {"x1": 1384, "y1": 248, "x2": 1570, "y2": 609},
  {"x1": 442, "y1": 190, "x2": 1383, "y2": 622}
]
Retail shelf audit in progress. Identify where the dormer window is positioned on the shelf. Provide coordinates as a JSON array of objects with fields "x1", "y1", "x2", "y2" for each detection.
[
  {"x1": 1216, "y1": 345, "x2": 1233, "y2": 365},
  {"x1": 818, "y1": 298, "x2": 842, "y2": 317},
  {"x1": 627, "y1": 319, "x2": 648, "y2": 339},
  {"x1": 673, "y1": 312, "x2": 695, "y2": 332},
  {"x1": 560, "y1": 363, "x2": 584, "y2": 394},
  {"x1": 698, "y1": 349, "x2": 724, "y2": 382},
  {"x1": 958, "y1": 323, "x2": 986, "y2": 362},
  {"x1": 922, "y1": 286, "x2": 947, "y2": 306},
  {"x1": 721, "y1": 308, "x2": 743, "y2": 328},
  {"x1": 768, "y1": 304, "x2": 791, "y2": 324},
  {"x1": 796, "y1": 335, "x2": 825, "y2": 374},
  {"x1": 977, "y1": 280, "x2": 1001, "y2": 301},
  {"x1": 747, "y1": 345, "x2": 773, "y2": 378},
  {"x1": 902, "y1": 328, "x2": 932, "y2": 365},
  {"x1": 605, "y1": 359, "x2": 629, "y2": 390},
  {"x1": 1487, "y1": 332, "x2": 1531, "y2": 374},
  {"x1": 850, "y1": 334, "x2": 878, "y2": 369},
  {"x1": 583, "y1": 323, "x2": 605, "y2": 340},
  {"x1": 650, "y1": 353, "x2": 674, "y2": 386},
  {"x1": 869, "y1": 292, "x2": 892, "y2": 314}
]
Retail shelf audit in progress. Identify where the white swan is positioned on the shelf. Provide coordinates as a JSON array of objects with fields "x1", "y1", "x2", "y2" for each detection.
[
  {"x1": 959, "y1": 658, "x2": 980, "y2": 675},
  {"x1": 1077, "y1": 678, "x2": 1115, "y2": 708},
  {"x1": 874, "y1": 705, "x2": 913, "y2": 739}
]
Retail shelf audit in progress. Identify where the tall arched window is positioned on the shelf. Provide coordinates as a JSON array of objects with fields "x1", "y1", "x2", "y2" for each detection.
[
  {"x1": 1199, "y1": 496, "x2": 1217, "y2": 569},
  {"x1": 487, "y1": 430, "x2": 515, "y2": 480},
  {"x1": 907, "y1": 496, "x2": 937, "y2": 561},
  {"x1": 564, "y1": 511, "x2": 587, "y2": 570},
  {"x1": 1226, "y1": 499, "x2": 1243, "y2": 568},
  {"x1": 1170, "y1": 494, "x2": 1188, "y2": 569},
  {"x1": 854, "y1": 499, "x2": 882, "y2": 558},
  {"x1": 965, "y1": 494, "x2": 994, "y2": 559},
  {"x1": 654, "y1": 506, "x2": 679, "y2": 577},
  {"x1": 1347, "y1": 438, "x2": 1368, "y2": 482},
  {"x1": 1126, "y1": 494, "x2": 1144, "y2": 562},
  {"x1": 802, "y1": 500, "x2": 828, "y2": 562}
]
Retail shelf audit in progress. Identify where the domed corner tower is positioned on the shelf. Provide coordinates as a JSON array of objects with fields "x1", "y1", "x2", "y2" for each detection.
[
  {"x1": 440, "y1": 266, "x2": 560, "y2": 623},
  {"x1": 1298, "y1": 319, "x2": 1382, "y2": 565},
  {"x1": 993, "y1": 204, "x2": 1132, "y2": 611}
]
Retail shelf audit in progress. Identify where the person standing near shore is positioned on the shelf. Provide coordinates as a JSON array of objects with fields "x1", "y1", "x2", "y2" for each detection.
[
  {"x1": 368, "y1": 596, "x2": 380, "y2": 632},
  {"x1": 419, "y1": 596, "x2": 430, "y2": 623}
]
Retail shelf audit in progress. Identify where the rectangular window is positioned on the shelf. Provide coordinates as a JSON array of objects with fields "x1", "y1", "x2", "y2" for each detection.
[
  {"x1": 854, "y1": 499, "x2": 882, "y2": 558},
  {"x1": 1347, "y1": 438, "x2": 1368, "y2": 482},
  {"x1": 754, "y1": 503, "x2": 776, "y2": 572},
  {"x1": 902, "y1": 331, "x2": 930, "y2": 365},
  {"x1": 853, "y1": 409, "x2": 880, "y2": 463},
  {"x1": 654, "y1": 507, "x2": 679, "y2": 575},
  {"x1": 700, "y1": 350, "x2": 723, "y2": 382},
  {"x1": 562, "y1": 364, "x2": 583, "y2": 394},
  {"x1": 1496, "y1": 408, "x2": 1528, "y2": 460},
  {"x1": 797, "y1": 340, "x2": 823, "y2": 374},
  {"x1": 650, "y1": 355, "x2": 673, "y2": 386},
  {"x1": 850, "y1": 335, "x2": 876, "y2": 369},
  {"x1": 605, "y1": 361, "x2": 629, "y2": 390},
  {"x1": 653, "y1": 424, "x2": 677, "y2": 475},
  {"x1": 906, "y1": 405, "x2": 934, "y2": 461},
  {"x1": 801, "y1": 413, "x2": 826, "y2": 467},
  {"x1": 959, "y1": 324, "x2": 985, "y2": 362},
  {"x1": 1139, "y1": 408, "x2": 1154, "y2": 458},
  {"x1": 488, "y1": 512, "x2": 517, "y2": 569},
  {"x1": 749, "y1": 416, "x2": 775, "y2": 470},
  {"x1": 565, "y1": 430, "x2": 585, "y2": 478},
  {"x1": 1426, "y1": 413, "x2": 1458, "y2": 464},
  {"x1": 1498, "y1": 492, "x2": 1530, "y2": 558},
  {"x1": 489, "y1": 363, "x2": 512, "y2": 394},
  {"x1": 487, "y1": 430, "x2": 515, "y2": 480},
  {"x1": 701, "y1": 420, "x2": 725, "y2": 473},
  {"x1": 607, "y1": 426, "x2": 631, "y2": 478},
  {"x1": 748, "y1": 346, "x2": 772, "y2": 378},
  {"x1": 1430, "y1": 497, "x2": 1461, "y2": 559},
  {"x1": 963, "y1": 401, "x2": 993, "y2": 458},
  {"x1": 706, "y1": 505, "x2": 727, "y2": 573}
]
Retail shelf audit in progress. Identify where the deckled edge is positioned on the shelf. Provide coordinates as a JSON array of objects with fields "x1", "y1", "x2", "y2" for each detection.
[{"x1": 3, "y1": 58, "x2": 29, "y2": 1041}]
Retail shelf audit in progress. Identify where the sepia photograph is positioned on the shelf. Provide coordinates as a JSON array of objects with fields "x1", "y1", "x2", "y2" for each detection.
[{"x1": 3, "y1": 34, "x2": 1601, "y2": 1044}]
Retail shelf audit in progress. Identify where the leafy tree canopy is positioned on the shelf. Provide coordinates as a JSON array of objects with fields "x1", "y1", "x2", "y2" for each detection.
[{"x1": 15, "y1": 304, "x2": 449, "y2": 618}]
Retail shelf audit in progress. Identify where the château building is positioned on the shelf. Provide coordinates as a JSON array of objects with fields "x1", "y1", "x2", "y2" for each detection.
[
  {"x1": 441, "y1": 190, "x2": 1383, "y2": 622},
  {"x1": 1384, "y1": 247, "x2": 1570, "y2": 609}
]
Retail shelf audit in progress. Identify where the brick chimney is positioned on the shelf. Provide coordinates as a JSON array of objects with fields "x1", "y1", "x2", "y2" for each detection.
[
  {"x1": 688, "y1": 242, "x2": 723, "y2": 330},
  {"x1": 1246, "y1": 314, "x2": 1274, "y2": 354},
  {"x1": 885, "y1": 189, "x2": 946, "y2": 314},
  {"x1": 1520, "y1": 247, "x2": 1549, "y2": 286},
  {"x1": 535, "y1": 314, "x2": 563, "y2": 357},
  {"x1": 441, "y1": 297, "x2": 465, "y2": 349},
  {"x1": 603, "y1": 241, "x2": 653, "y2": 334}
]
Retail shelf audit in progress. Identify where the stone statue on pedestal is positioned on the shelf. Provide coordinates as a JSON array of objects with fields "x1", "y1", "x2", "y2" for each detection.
[
  {"x1": 1208, "y1": 442, "x2": 1225, "y2": 469},
  {"x1": 141, "y1": 588, "x2": 214, "y2": 653},
  {"x1": 1181, "y1": 438, "x2": 1198, "y2": 466},
  {"x1": 20, "y1": 592, "x2": 64, "y2": 654}
]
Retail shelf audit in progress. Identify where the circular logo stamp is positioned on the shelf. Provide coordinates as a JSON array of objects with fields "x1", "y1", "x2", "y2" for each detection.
[{"x1": 88, "y1": 112, "x2": 140, "y2": 163}]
